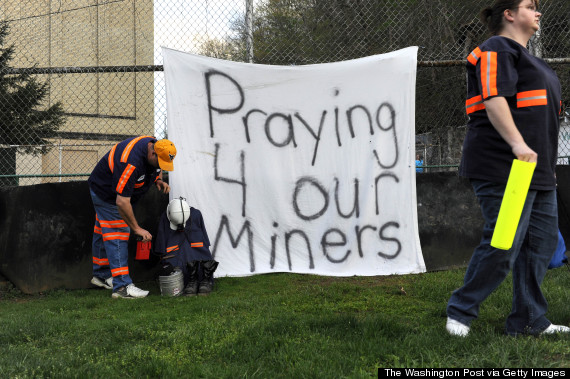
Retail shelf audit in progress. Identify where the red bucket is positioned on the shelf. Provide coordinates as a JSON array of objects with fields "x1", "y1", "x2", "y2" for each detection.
[{"x1": 136, "y1": 240, "x2": 151, "y2": 260}]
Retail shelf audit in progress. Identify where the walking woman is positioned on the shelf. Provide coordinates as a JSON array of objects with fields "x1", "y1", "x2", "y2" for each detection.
[{"x1": 446, "y1": 0, "x2": 569, "y2": 336}]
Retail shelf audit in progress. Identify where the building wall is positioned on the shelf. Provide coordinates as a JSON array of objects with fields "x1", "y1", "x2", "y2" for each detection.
[{"x1": 2, "y1": 0, "x2": 154, "y2": 184}]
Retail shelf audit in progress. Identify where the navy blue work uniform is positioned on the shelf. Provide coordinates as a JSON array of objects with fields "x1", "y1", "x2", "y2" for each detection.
[
  {"x1": 460, "y1": 36, "x2": 561, "y2": 189},
  {"x1": 88, "y1": 136, "x2": 162, "y2": 291},
  {"x1": 154, "y1": 207, "x2": 214, "y2": 284}
]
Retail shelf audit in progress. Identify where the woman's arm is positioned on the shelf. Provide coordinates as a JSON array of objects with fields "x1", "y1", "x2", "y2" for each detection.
[{"x1": 484, "y1": 96, "x2": 537, "y2": 163}]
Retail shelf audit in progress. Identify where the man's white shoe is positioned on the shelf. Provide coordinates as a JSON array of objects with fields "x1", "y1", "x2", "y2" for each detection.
[
  {"x1": 91, "y1": 276, "x2": 113, "y2": 290},
  {"x1": 541, "y1": 324, "x2": 570, "y2": 335},
  {"x1": 111, "y1": 284, "x2": 149, "y2": 299},
  {"x1": 446, "y1": 318, "x2": 470, "y2": 337}
]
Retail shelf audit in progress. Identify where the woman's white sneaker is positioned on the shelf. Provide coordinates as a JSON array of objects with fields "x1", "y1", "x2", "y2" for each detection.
[
  {"x1": 541, "y1": 324, "x2": 570, "y2": 335},
  {"x1": 446, "y1": 318, "x2": 470, "y2": 337}
]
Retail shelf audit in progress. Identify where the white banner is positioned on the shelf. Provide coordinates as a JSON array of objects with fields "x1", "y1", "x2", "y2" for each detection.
[{"x1": 163, "y1": 47, "x2": 425, "y2": 277}]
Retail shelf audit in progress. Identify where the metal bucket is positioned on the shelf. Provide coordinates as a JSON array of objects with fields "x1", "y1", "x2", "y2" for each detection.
[{"x1": 158, "y1": 268, "x2": 184, "y2": 297}]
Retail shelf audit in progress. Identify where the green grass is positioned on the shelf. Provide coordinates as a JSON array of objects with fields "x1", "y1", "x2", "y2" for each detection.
[{"x1": 0, "y1": 268, "x2": 569, "y2": 378}]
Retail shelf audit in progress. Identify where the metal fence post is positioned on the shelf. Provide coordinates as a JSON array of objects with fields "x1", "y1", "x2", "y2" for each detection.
[{"x1": 245, "y1": 0, "x2": 254, "y2": 63}]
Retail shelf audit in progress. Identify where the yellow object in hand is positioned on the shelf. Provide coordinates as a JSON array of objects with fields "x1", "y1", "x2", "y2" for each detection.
[{"x1": 490, "y1": 159, "x2": 536, "y2": 250}]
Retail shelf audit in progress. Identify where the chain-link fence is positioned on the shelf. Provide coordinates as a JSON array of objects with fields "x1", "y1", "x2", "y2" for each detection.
[{"x1": 0, "y1": 0, "x2": 569, "y2": 187}]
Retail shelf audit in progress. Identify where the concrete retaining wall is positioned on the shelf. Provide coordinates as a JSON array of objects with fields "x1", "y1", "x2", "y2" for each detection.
[
  {"x1": 2, "y1": 167, "x2": 569, "y2": 294},
  {"x1": 0, "y1": 182, "x2": 168, "y2": 293}
]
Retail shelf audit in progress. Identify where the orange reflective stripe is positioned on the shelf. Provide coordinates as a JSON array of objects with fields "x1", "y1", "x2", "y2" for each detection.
[
  {"x1": 102, "y1": 232, "x2": 130, "y2": 241},
  {"x1": 481, "y1": 51, "x2": 498, "y2": 99},
  {"x1": 116, "y1": 164, "x2": 136, "y2": 194},
  {"x1": 166, "y1": 245, "x2": 179, "y2": 253},
  {"x1": 191, "y1": 242, "x2": 204, "y2": 248},
  {"x1": 99, "y1": 219, "x2": 129, "y2": 228},
  {"x1": 467, "y1": 47, "x2": 481, "y2": 66},
  {"x1": 517, "y1": 89, "x2": 547, "y2": 108},
  {"x1": 465, "y1": 95, "x2": 483, "y2": 106},
  {"x1": 108, "y1": 143, "x2": 118, "y2": 173},
  {"x1": 120, "y1": 136, "x2": 154, "y2": 163},
  {"x1": 111, "y1": 267, "x2": 129, "y2": 277},
  {"x1": 94, "y1": 215, "x2": 102, "y2": 234},
  {"x1": 93, "y1": 257, "x2": 109, "y2": 266},
  {"x1": 121, "y1": 137, "x2": 144, "y2": 163},
  {"x1": 465, "y1": 95, "x2": 486, "y2": 114}
]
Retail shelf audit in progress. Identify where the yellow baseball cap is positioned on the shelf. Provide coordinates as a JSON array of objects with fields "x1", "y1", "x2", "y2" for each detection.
[{"x1": 154, "y1": 139, "x2": 176, "y2": 171}]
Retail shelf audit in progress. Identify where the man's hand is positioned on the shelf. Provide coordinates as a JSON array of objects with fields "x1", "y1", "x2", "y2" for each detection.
[
  {"x1": 134, "y1": 227, "x2": 152, "y2": 242},
  {"x1": 116, "y1": 195, "x2": 152, "y2": 241},
  {"x1": 156, "y1": 179, "x2": 170, "y2": 194}
]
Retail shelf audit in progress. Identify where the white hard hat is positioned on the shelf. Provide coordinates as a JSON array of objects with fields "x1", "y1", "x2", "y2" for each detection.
[{"x1": 167, "y1": 197, "x2": 190, "y2": 230}]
